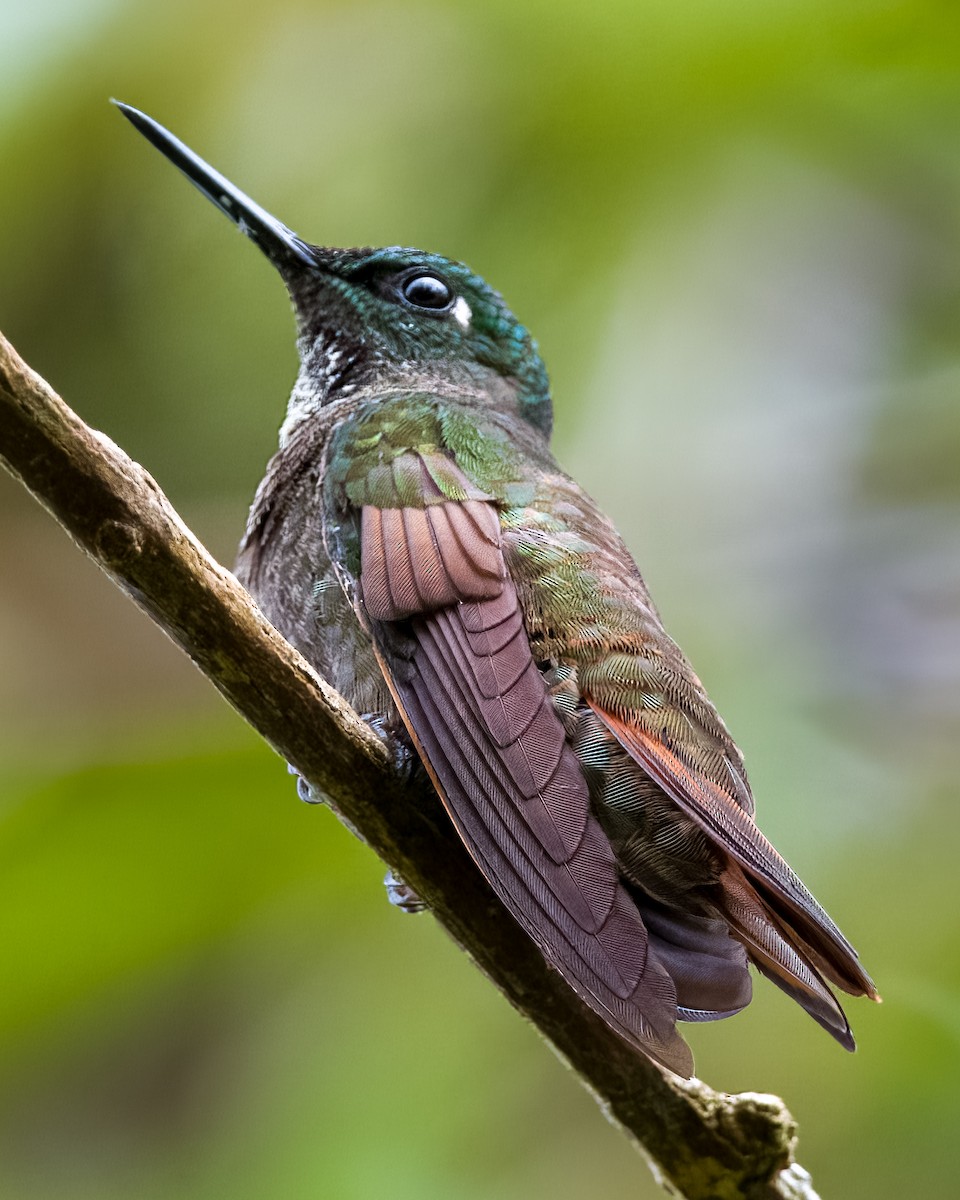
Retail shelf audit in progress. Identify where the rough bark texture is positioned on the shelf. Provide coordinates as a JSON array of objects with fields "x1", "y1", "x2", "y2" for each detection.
[{"x1": 0, "y1": 329, "x2": 821, "y2": 1200}]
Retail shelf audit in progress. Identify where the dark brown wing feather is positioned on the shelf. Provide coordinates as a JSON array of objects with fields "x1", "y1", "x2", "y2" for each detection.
[
  {"x1": 360, "y1": 500, "x2": 506, "y2": 620},
  {"x1": 361, "y1": 500, "x2": 692, "y2": 1075}
]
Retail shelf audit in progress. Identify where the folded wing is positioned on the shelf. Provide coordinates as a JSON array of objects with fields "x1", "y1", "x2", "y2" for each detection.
[{"x1": 357, "y1": 466, "x2": 692, "y2": 1074}]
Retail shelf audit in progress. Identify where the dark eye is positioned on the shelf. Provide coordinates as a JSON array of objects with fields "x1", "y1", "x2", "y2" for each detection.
[{"x1": 400, "y1": 273, "x2": 453, "y2": 310}]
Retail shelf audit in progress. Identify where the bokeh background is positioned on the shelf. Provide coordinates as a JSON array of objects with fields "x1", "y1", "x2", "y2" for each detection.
[{"x1": 2, "y1": 2, "x2": 959, "y2": 1197}]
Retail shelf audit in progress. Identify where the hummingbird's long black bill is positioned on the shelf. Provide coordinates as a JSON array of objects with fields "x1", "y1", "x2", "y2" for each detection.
[{"x1": 113, "y1": 101, "x2": 317, "y2": 271}]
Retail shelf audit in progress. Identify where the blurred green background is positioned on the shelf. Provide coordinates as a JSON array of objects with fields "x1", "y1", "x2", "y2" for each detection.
[{"x1": 2, "y1": 2, "x2": 958, "y2": 1196}]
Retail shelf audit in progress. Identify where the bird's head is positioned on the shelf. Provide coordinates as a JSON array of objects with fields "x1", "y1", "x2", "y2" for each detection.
[{"x1": 115, "y1": 104, "x2": 551, "y2": 437}]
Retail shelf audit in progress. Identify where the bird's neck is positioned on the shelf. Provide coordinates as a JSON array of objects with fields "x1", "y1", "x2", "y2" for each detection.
[{"x1": 279, "y1": 337, "x2": 525, "y2": 450}]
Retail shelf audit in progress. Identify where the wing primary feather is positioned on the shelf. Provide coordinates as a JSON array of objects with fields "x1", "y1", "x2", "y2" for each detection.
[
  {"x1": 396, "y1": 652, "x2": 691, "y2": 1074},
  {"x1": 413, "y1": 611, "x2": 609, "y2": 922},
  {"x1": 371, "y1": 584, "x2": 691, "y2": 1072}
]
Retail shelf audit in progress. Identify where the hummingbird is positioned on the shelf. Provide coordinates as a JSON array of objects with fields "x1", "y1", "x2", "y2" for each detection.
[{"x1": 116, "y1": 102, "x2": 877, "y2": 1077}]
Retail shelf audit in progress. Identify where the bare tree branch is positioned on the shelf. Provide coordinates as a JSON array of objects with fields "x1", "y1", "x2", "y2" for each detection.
[{"x1": 0, "y1": 329, "x2": 821, "y2": 1200}]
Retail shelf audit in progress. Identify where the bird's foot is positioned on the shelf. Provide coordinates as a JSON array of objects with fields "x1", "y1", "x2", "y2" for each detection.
[
  {"x1": 360, "y1": 712, "x2": 422, "y2": 783},
  {"x1": 384, "y1": 868, "x2": 428, "y2": 914},
  {"x1": 287, "y1": 761, "x2": 328, "y2": 805}
]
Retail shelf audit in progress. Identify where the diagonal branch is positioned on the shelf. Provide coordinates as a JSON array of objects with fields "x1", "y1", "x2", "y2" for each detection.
[{"x1": 0, "y1": 329, "x2": 820, "y2": 1200}]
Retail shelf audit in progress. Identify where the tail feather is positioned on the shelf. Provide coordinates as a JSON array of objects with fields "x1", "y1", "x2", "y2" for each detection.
[
  {"x1": 634, "y1": 895, "x2": 753, "y2": 1022},
  {"x1": 748, "y1": 875, "x2": 878, "y2": 1000},
  {"x1": 719, "y1": 863, "x2": 855, "y2": 1050}
]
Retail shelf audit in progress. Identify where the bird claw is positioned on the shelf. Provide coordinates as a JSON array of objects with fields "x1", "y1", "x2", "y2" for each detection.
[
  {"x1": 360, "y1": 711, "x2": 421, "y2": 782},
  {"x1": 384, "y1": 868, "x2": 427, "y2": 914},
  {"x1": 286, "y1": 761, "x2": 327, "y2": 805}
]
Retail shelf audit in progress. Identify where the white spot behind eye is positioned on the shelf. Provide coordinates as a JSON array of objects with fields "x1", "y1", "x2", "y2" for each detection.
[{"x1": 451, "y1": 296, "x2": 472, "y2": 329}]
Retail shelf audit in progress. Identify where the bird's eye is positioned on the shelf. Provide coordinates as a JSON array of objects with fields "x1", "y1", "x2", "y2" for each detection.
[{"x1": 400, "y1": 273, "x2": 454, "y2": 310}]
